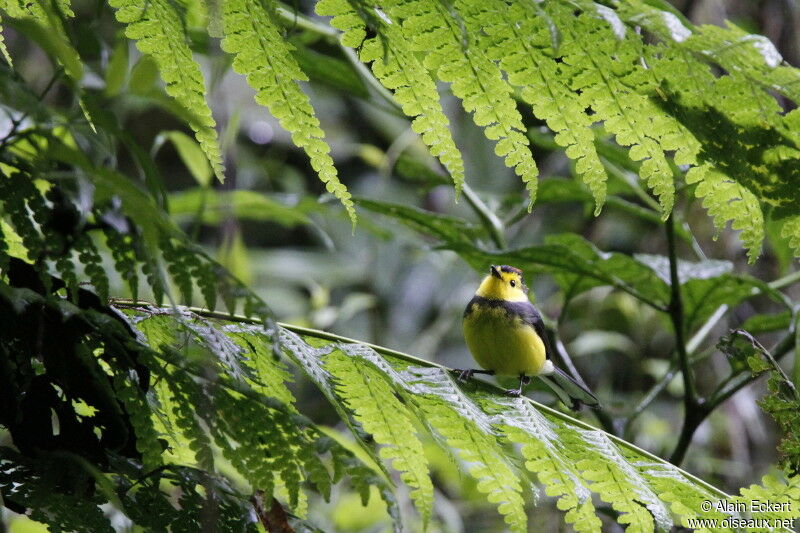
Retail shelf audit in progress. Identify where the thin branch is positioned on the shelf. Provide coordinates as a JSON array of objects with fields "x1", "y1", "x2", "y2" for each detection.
[
  {"x1": 626, "y1": 363, "x2": 679, "y2": 426},
  {"x1": 666, "y1": 213, "x2": 701, "y2": 466}
]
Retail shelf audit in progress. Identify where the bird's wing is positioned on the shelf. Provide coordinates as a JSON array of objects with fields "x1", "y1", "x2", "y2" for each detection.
[{"x1": 505, "y1": 300, "x2": 552, "y2": 361}]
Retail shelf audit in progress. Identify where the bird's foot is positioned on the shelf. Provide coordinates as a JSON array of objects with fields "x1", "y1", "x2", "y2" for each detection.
[
  {"x1": 453, "y1": 369, "x2": 474, "y2": 382},
  {"x1": 505, "y1": 387, "x2": 523, "y2": 397},
  {"x1": 451, "y1": 369, "x2": 494, "y2": 382}
]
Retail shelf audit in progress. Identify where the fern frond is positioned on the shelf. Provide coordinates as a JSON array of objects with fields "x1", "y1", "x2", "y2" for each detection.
[
  {"x1": 317, "y1": 0, "x2": 465, "y2": 195},
  {"x1": 326, "y1": 350, "x2": 433, "y2": 527},
  {"x1": 109, "y1": 0, "x2": 225, "y2": 182},
  {"x1": 277, "y1": 327, "x2": 394, "y2": 481},
  {"x1": 222, "y1": 0, "x2": 355, "y2": 224},
  {"x1": 114, "y1": 306, "x2": 745, "y2": 532},
  {"x1": 562, "y1": 427, "x2": 673, "y2": 533},
  {"x1": 159, "y1": 369, "x2": 216, "y2": 470},
  {"x1": 0, "y1": 450, "x2": 114, "y2": 533},
  {"x1": 401, "y1": 366, "x2": 528, "y2": 533},
  {"x1": 496, "y1": 397, "x2": 601, "y2": 533},
  {"x1": 686, "y1": 164, "x2": 764, "y2": 261},
  {"x1": 736, "y1": 474, "x2": 800, "y2": 522},
  {"x1": 551, "y1": 4, "x2": 674, "y2": 214},
  {"x1": 471, "y1": 0, "x2": 608, "y2": 213},
  {"x1": 113, "y1": 371, "x2": 163, "y2": 470},
  {"x1": 386, "y1": 0, "x2": 538, "y2": 207},
  {"x1": 635, "y1": 460, "x2": 736, "y2": 530},
  {"x1": 0, "y1": 13, "x2": 11, "y2": 66},
  {"x1": 225, "y1": 324, "x2": 298, "y2": 408},
  {"x1": 780, "y1": 215, "x2": 800, "y2": 257}
]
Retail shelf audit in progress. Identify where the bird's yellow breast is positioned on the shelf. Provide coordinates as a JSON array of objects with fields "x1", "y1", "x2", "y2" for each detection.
[{"x1": 462, "y1": 303, "x2": 547, "y2": 376}]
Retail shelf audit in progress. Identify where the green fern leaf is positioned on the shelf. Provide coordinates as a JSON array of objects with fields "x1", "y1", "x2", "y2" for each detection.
[
  {"x1": 402, "y1": 366, "x2": 528, "y2": 533},
  {"x1": 386, "y1": 0, "x2": 538, "y2": 207},
  {"x1": 160, "y1": 370, "x2": 216, "y2": 470},
  {"x1": 636, "y1": 460, "x2": 736, "y2": 530},
  {"x1": 736, "y1": 474, "x2": 800, "y2": 522},
  {"x1": 0, "y1": 13, "x2": 12, "y2": 67},
  {"x1": 317, "y1": 0, "x2": 465, "y2": 195},
  {"x1": 221, "y1": 0, "x2": 354, "y2": 224},
  {"x1": 686, "y1": 164, "x2": 764, "y2": 262},
  {"x1": 277, "y1": 327, "x2": 394, "y2": 482},
  {"x1": 469, "y1": 0, "x2": 608, "y2": 213},
  {"x1": 551, "y1": 4, "x2": 674, "y2": 215},
  {"x1": 496, "y1": 397, "x2": 601, "y2": 533},
  {"x1": 561, "y1": 426, "x2": 673, "y2": 533},
  {"x1": 0, "y1": 450, "x2": 114, "y2": 533},
  {"x1": 113, "y1": 372, "x2": 163, "y2": 471},
  {"x1": 780, "y1": 215, "x2": 800, "y2": 257},
  {"x1": 109, "y1": 0, "x2": 225, "y2": 182},
  {"x1": 227, "y1": 325, "x2": 298, "y2": 408},
  {"x1": 326, "y1": 349, "x2": 433, "y2": 526}
]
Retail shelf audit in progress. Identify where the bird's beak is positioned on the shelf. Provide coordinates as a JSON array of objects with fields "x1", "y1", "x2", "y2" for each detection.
[{"x1": 490, "y1": 265, "x2": 502, "y2": 279}]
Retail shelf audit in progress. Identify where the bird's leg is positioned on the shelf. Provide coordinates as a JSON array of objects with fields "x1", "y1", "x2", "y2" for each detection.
[
  {"x1": 452, "y1": 368, "x2": 495, "y2": 382},
  {"x1": 506, "y1": 375, "x2": 531, "y2": 396}
]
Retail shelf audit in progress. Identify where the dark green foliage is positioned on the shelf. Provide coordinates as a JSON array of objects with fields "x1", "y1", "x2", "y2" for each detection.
[{"x1": 720, "y1": 331, "x2": 800, "y2": 476}]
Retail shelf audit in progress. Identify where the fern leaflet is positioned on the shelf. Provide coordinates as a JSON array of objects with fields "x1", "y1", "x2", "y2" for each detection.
[
  {"x1": 109, "y1": 0, "x2": 225, "y2": 182},
  {"x1": 326, "y1": 349, "x2": 434, "y2": 527},
  {"x1": 496, "y1": 397, "x2": 601, "y2": 533},
  {"x1": 550, "y1": 4, "x2": 674, "y2": 215},
  {"x1": 401, "y1": 366, "x2": 528, "y2": 532},
  {"x1": 471, "y1": 0, "x2": 608, "y2": 213},
  {"x1": 222, "y1": 0, "x2": 355, "y2": 224},
  {"x1": 385, "y1": 0, "x2": 538, "y2": 207},
  {"x1": 317, "y1": 0, "x2": 465, "y2": 195},
  {"x1": 686, "y1": 164, "x2": 764, "y2": 261}
]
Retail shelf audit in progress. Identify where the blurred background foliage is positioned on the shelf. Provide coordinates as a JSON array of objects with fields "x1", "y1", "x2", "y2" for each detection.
[{"x1": 2, "y1": 0, "x2": 800, "y2": 531}]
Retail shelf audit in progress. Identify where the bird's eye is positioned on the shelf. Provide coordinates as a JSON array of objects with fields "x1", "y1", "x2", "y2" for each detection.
[{"x1": 510, "y1": 280, "x2": 516, "y2": 287}]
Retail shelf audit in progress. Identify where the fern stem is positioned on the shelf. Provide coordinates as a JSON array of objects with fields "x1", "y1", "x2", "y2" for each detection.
[
  {"x1": 275, "y1": 5, "x2": 339, "y2": 40},
  {"x1": 769, "y1": 268, "x2": 800, "y2": 290},
  {"x1": 111, "y1": 299, "x2": 732, "y2": 500},
  {"x1": 461, "y1": 184, "x2": 506, "y2": 249}
]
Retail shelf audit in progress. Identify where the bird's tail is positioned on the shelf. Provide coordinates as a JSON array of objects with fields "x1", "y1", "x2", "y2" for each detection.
[{"x1": 539, "y1": 367, "x2": 599, "y2": 410}]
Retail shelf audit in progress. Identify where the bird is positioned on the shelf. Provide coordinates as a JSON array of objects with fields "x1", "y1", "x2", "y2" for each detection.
[{"x1": 458, "y1": 264, "x2": 599, "y2": 409}]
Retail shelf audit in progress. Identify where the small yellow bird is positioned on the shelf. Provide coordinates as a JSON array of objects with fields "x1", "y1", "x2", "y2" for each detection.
[{"x1": 458, "y1": 265, "x2": 599, "y2": 408}]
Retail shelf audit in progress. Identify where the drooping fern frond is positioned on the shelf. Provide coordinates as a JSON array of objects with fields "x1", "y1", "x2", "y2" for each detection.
[
  {"x1": 326, "y1": 349, "x2": 434, "y2": 527},
  {"x1": 736, "y1": 474, "x2": 800, "y2": 523},
  {"x1": 548, "y1": 3, "x2": 674, "y2": 215},
  {"x1": 222, "y1": 0, "x2": 355, "y2": 224},
  {"x1": 469, "y1": 0, "x2": 608, "y2": 213},
  {"x1": 0, "y1": 449, "x2": 115, "y2": 533},
  {"x1": 109, "y1": 0, "x2": 225, "y2": 182},
  {"x1": 686, "y1": 164, "x2": 764, "y2": 261},
  {"x1": 565, "y1": 428, "x2": 673, "y2": 532},
  {"x1": 384, "y1": 0, "x2": 539, "y2": 207},
  {"x1": 317, "y1": 0, "x2": 466, "y2": 195}
]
